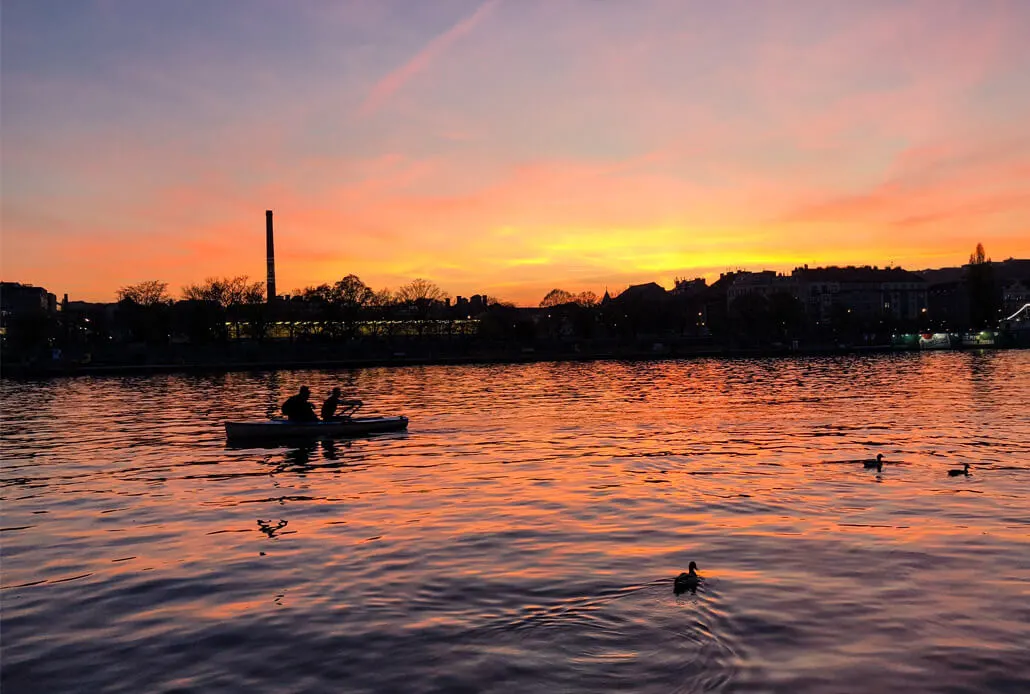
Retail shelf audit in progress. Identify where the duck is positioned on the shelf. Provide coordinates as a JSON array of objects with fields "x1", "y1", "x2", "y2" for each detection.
[
  {"x1": 863, "y1": 453, "x2": 885, "y2": 469},
  {"x1": 674, "y1": 561, "x2": 700, "y2": 594},
  {"x1": 948, "y1": 463, "x2": 970, "y2": 477}
]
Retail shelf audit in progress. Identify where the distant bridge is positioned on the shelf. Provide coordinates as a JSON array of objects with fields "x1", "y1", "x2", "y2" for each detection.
[{"x1": 1003, "y1": 303, "x2": 1030, "y2": 322}]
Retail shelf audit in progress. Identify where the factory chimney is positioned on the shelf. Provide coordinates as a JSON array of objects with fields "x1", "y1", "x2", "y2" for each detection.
[{"x1": 265, "y1": 210, "x2": 276, "y2": 303}]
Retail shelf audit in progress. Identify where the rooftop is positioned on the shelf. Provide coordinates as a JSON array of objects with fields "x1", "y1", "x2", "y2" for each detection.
[{"x1": 793, "y1": 266, "x2": 924, "y2": 283}]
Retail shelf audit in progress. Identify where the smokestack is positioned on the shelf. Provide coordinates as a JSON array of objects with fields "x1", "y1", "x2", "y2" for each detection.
[{"x1": 265, "y1": 210, "x2": 276, "y2": 302}]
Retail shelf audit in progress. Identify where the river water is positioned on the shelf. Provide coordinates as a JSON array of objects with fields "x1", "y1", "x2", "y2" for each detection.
[{"x1": 2, "y1": 352, "x2": 1029, "y2": 693}]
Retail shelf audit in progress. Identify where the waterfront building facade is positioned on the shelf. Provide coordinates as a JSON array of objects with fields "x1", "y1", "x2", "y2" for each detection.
[{"x1": 791, "y1": 266, "x2": 927, "y2": 326}]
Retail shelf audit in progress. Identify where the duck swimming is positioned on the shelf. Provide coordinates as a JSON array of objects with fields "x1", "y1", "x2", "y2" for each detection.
[
  {"x1": 674, "y1": 561, "x2": 700, "y2": 595},
  {"x1": 948, "y1": 463, "x2": 971, "y2": 477},
  {"x1": 863, "y1": 453, "x2": 885, "y2": 469}
]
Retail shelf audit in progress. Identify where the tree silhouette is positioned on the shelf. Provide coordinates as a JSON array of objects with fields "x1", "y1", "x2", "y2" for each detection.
[
  {"x1": 540, "y1": 289, "x2": 574, "y2": 307},
  {"x1": 540, "y1": 289, "x2": 597, "y2": 308},
  {"x1": 333, "y1": 275, "x2": 376, "y2": 306},
  {"x1": 117, "y1": 280, "x2": 171, "y2": 306},
  {"x1": 182, "y1": 276, "x2": 264, "y2": 339},
  {"x1": 728, "y1": 293, "x2": 774, "y2": 345},
  {"x1": 298, "y1": 275, "x2": 377, "y2": 339},
  {"x1": 182, "y1": 276, "x2": 264, "y2": 307},
  {"x1": 573, "y1": 291, "x2": 598, "y2": 306},
  {"x1": 113, "y1": 281, "x2": 172, "y2": 344},
  {"x1": 171, "y1": 299, "x2": 226, "y2": 343},
  {"x1": 396, "y1": 278, "x2": 448, "y2": 304},
  {"x1": 966, "y1": 243, "x2": 999, "y2": 329},
  {"x1": 396, "y1": 279, "x2": 448, "y2": 336},
  {"x1": 970, "y1": 243, "x2": 988, "y2": 265},
  {"x1": 359, "y1": 287, "x2": 395, "y2": 338}
]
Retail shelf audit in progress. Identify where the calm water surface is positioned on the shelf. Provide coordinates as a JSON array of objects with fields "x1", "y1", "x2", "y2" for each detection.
[{"x1": 2, "y1": 352, "x2": 1029, "y2": 693}]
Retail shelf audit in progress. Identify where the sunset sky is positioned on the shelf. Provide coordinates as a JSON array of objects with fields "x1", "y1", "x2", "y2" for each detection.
[{"x1": 3, "y1": 0, "x2": 1029, "y2": 305}]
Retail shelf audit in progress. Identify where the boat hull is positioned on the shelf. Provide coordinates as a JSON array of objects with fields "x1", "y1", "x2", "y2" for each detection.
[{"x1": 225, "y1": 416, "x2": 408, "y2": 443}]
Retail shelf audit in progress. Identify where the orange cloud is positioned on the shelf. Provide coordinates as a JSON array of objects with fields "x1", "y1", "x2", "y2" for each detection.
[
  {"x1": 4, "y1": 0, "x2": 1029, "y2": 306},
  {"x1": 782, "y1": 135, "x2": 1030, "y2": 227}
]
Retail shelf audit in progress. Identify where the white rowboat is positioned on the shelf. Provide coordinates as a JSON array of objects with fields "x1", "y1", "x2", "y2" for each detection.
[{"x1": 225, "y1": 416, "x2": 408, "y2": 443}]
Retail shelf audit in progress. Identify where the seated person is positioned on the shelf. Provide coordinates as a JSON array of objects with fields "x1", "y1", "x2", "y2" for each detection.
[
  {"x1": 282, "y1": 386, "x2": 318, "y2": 422},
  {"x1": 321, "y1": 387, "x2": 363, "y2": 421}
]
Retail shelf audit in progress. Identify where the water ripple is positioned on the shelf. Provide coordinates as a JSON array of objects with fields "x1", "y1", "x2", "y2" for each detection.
[{"x1": 1, "y1": 352, "x2": 1029, "y2": 693}]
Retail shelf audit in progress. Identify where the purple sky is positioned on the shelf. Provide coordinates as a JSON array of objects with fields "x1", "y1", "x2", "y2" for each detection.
[{"x1": 3, "y1": 0, "x2": 1029, "y2": 304}]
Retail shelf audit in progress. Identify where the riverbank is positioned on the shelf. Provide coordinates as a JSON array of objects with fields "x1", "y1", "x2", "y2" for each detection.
[{"x1": 3, "y1": 340, "x2": 1025, "y2": 379}]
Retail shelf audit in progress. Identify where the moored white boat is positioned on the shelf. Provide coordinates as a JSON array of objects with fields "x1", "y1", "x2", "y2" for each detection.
[
  {"x1": 225, "y1": 416, "x2": 408, "y2": 443},
  {"x1": 918, "y1": 332, "x2": 954, "y2": 350}
]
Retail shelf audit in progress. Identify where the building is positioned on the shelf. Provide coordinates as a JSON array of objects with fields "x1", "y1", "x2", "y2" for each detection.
[
  {"x1": 1, "y1": 281, "x2": 57, "y2": 316},
  {"x1": 0, "y1": 282, "x2": 57, "y2": 349},
  {"x1": 997, "y1": 261, "x2": 1030, "y2": 320},
  {"x1": 671, "y1": 277, "x2": 708, "y2": 298},
  {"x1": 917, "y1": 258, "x2": 1029, "y2": 330},
  {"x1": 791, "y1": 266, "x2": 927, "y2": 325},
  {"x1": 925, "y1": 280, "x2": 969, "y2": 330},
  {"x1": 1002, "y1": 279, "x2": 1029, "y2": 319},
  {"x1": 610, "y1": 282, "x2": 668, "y2": 305},
  {"x1": 454, "y1": 294, "x2": 489, "y2": 317},
  {"x1": 726, "y1": 271, "x2": 797, "y2": 306}
]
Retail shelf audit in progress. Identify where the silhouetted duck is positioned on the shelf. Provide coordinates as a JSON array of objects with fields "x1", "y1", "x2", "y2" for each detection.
[
  {"x1": 674, "y1": 562, "x2": 700, "y2": 594},
  {"x1": 863, "y1": 453, "x2": 885, "y2": 469},
  {"x1": 948, "y1": 463, "x2": 970, "y2": 477}
]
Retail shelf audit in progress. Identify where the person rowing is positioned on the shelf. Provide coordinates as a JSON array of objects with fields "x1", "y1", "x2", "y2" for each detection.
[
  {"x1": 321, "y1": 387, "x2": 363, "y2": 421},
  {"x1": 282, "y1": 386, "x2": 318, "y2": 422}
]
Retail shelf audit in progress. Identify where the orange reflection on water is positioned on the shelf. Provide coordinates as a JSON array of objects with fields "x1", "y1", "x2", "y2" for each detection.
[{"x1": 1, "y1": 352, "x2": 1028, "y2": 692}]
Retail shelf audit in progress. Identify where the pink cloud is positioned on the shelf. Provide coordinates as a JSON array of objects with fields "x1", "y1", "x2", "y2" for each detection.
[
  {"x1": 746, "y1": 0, "x2": 1019, "y2": 149},
  {"x1": 5, "y1": 0, "x2": 1029, "y2": 305}
]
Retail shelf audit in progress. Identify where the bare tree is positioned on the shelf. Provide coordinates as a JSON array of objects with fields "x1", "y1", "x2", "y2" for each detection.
[
  {"x1": 334, "y1": 274, "x2": 375, "y2": 306},
  {"x1": 361, "y1": 288, "x2": 395, "y2": 337},
  {"x1": 182, "y1": 276, "x2": 264, "y2": 307},
  {"x1": 396, "y1": 278, "x2": 449, "y2": 304},
  {"x1": 298, "y1": 275, "x2": 375, "y2": 305},
  {"x1": 182, "y1": 277, "x2": 263, "y2": 339},
  {"x1": 115, "y1": 280, "x2": 172, "y2": 343},
  {"x1": 297, "y1": 275, "x2": 378, "y2": 339},
  {"x1": 369, "y1": 287, "x2": 394, "y2": 308},
  {"x1": 573, "y1": 290, "x2": 598, "y2": 306},
  {"x1": 395, "y1": 279, "x2": 448, "y2": 336},
  {"x1": 540, "y1": 289, "x2": 575, "y2": 307},
  {"x1": 117, "y1": 280, "x2": 171, "y2": 306},
  {"x1": 298, "y1": 283, "x2": 334, "y2": 304},
  {"x1": 969, "y1": 242, "x2": 989, "y2": 265}
]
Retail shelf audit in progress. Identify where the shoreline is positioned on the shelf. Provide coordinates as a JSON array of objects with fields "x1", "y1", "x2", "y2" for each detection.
[{"x1": 2, "y1": 343, "x2": 1023, "y2": 379}]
